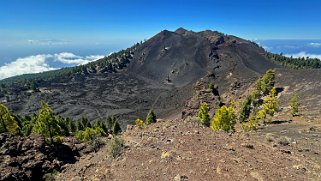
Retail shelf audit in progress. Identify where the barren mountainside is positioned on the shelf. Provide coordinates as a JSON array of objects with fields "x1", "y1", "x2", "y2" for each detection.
[{"x1": 1, "y1": 28, "x2": 279, "y2": 127}]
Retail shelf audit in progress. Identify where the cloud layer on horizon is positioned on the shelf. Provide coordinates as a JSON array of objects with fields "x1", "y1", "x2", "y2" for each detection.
[
  {"x1": 0, "y1": 53, "x2": 104, "y2": 80},
  {"x1": 284, "y1": 51, "x2": 321, "y2": 60},
  {"x1": 308, "y1": 42, "x2": 321, "y2": 47}
]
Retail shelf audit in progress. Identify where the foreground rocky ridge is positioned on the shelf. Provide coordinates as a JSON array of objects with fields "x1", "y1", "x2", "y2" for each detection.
[
  {"x1": 57, "y1": 116, "x2": 321, "y2": 180},
  {"x1": 0, "y1": 133, "x2": 102, "y2": 180}
]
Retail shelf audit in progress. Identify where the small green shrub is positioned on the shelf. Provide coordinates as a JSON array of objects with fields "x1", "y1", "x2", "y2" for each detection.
[
  {"x1": 43, "y1": 170, "x2": 58, "y2": 181},
  {"x1": 135, "y1": 118, "x2": 146, "y2": 128},
  {"x1": 53, "y1": 136, "x2": 64, "y2": 144},
  {"x1": 290, "y1": 95, "x2": 299, "y2": 116},
  {"x1": 108, "y1": 136, "x2": 125, "y2": 158},
  {"x1": 76, "y1": 127, "x2": 105, "y2": 142},
  {"x1": 197, "y1": 102, "x2": 210, "y2": 127},
  {"x1": 241, "y1": 115, "x2": 258, "y2": 132}
]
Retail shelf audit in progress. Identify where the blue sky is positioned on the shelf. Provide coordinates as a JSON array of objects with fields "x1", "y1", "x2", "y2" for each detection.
[
  {"x1": 1, "y1": 0, "x2": 321, "y2": 43},
  {"x1": 0, "y1": 0, "x2": 321, "y2": 79}
]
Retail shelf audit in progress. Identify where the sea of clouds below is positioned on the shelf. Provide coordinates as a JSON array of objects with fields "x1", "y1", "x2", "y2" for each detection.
[{"x1": 0, "y1": 52, "x2": 104, "y2": 80}]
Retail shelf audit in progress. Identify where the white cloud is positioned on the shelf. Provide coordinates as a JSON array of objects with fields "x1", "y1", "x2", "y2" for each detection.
[
  {"x1": 308, "y1": 42, "x2": 321, "y2": 47},
  {"x1": 0, "y1": 52, "x2": 104, "y2": 80},
  {"x1": 284, "y1": 51, "x2": 321, "y2": 60},
  {"x1": 53, "y1": 52, "x2": 104, "y2": 65},
  {"x1": 0, "y1": 54, "x2": 56, "y2": 80}
]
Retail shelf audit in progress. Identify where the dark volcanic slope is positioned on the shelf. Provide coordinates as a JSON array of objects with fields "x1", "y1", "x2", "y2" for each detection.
[{"x1": 2, "y1": 28, "x2": 278, "y2": 127}]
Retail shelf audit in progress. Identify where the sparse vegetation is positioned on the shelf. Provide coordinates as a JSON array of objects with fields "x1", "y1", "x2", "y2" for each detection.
[
  {"x1": 108, "y1": 136, "x2": 125, "y2": 158},
  {"x1": 211, "y1": 104, "x2": 237, "y2": 132},
  {"x1": 75, "y1": 127, "x2": 106, "y2": 142},
  {"x1": 265, "y1": 133, "x2": 276, "y2": 142},
  {"x1": 0, "y1": 101, "x2": 121, "y2": 145},
  {"x1": 256, "y1": 69, "x2": 275, "y2": 96},
  {"x1": 135, "y1": 118, "x2": 146, "y2": 128},
  {"x1": 277, "y1": 136, "x2": 292, "y2": 146},
  {"x1": 197, "y1": 102, "x2": 210, "y2": 126},
  {"x1": 43, "y1": 170, "x2": 59, "y2": 181},
  {"x1": 239, "y1": 95, "x2": 253, "y2": 122},
  {"x1": 242, "y1": 115, "x2": 259, "y2": 131},
  {"x1": 290, "y1": 95, "x2": 299, "y2": 116},
  {"x1": 239, "y1": 69, "x2": 279, "y2": 131},
  {"x1": 146, "y1": 110, "x2": 157, "y2": 125},
  {"x1": 261, "y1": 87, "x2": 279, "y2": 122}
]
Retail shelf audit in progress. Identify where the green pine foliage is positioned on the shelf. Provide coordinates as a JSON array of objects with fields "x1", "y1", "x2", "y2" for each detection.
[
  {"x1": 106, "y1": 116, "x2": 116, "y2": 130},
  {"x1": 77, "y1": 120, "x2": 85, "y2": 131},
  {"x1": 0, "y1": 103, "x2": 19, "y2": 134},
  {"x1": 211, "y1": 105, "x2": 237, "y2": 132},
  {"x1": 242, "y1": 87, "x2": 279, "y2": 131},
  {"x1": 239, "y1": 95, "x2": 253, "y2": 122},
  {"x1": 105, "y1": 116, "x2": 122, "y2": 135},
  {"x1": 256, "y1": 69, "x2": 275, "y2": 96},
  {"x1": 242, "y1": 115, "x2": 259, "y2": 131},
  {"x1": 262, "y1": 87, "x2": 278, "y2": 120},
  {"x1": 197, "y1": 102, "x2": 210, "y2": 126},
  {"x1": 266, "y1": 52, "x2": 321, "y2": 69},
  {"x1": 145, "y1": 110, "x2": 157, "y2": 125},
  {"x1": 32, "y1": 102, "x2": 62, "y2": 144},
  {"x1": 75, "y1": 127, "x2": 106, "y2": 142},
  {"x1": 81, "y1": 117, "x2": 91, "y2": 128},
  {"x1": 111, "y1": 119, "x2": 121, "y2": 135},
  {"x1": 290, "y1": 95, "x2": 299, "y2": 116}
]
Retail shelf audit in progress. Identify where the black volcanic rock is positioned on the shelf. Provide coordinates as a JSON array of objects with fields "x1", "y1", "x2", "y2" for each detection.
[
  {"x1": 0, "y1": 133, "x2": 82, "y2": 181},
  {"x1": 2, "y1": 28, "x2": 279, "y2": 127}
]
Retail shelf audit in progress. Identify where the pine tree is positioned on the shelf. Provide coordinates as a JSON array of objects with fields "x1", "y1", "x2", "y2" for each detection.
[
  {"x1": 0, "y1": 103, "x2": 19, "y2": 133},
  {"x1": 260, "y1": 69, "x2": 275, "y2": 95},
  {"x1": 112, "y1": 119, "x2": 121, "y2": 135},
  {"x1": 262, "y1": 88, "x2": 278, "y2": 119},
  {"x1": 145, "y1": 110, "x2": 157, "y2": 125},
  {"x1": 32, "y1": 101, "x2": 62, "y2": 144},
  {"x1": 197, "y1": 102, "x2": 210, "y2": 126},
  {"x1": 106, "y1": 116, "x2": 114, "y2": 130},
  {"x1": 81, "y1": 117, "x2": 91, "y2": 128},
  {"x1": 56, "y1": 116, "x2": 69, "y2": 136},
  {"x1": 290, "y1": 95, "x2": 299, "y2": 116},
  {"x1": 101, "y1": 122, "x2": 108, "y2": 134},
  {"x1": 69, "y1": 119, "x2": 77, "y2": 133},
  {"x1": 211, "y1": 105, "x2": 236, "y2": 132},
  {"x1": 239, "y1": 95, "x2": 253, "y2": 122},
  {"x1": 77, "y1": 120, "x2": 85, "y2": 131},
  {"x1": 94, "y1": 120, "x2": 102, "y2": 128}
]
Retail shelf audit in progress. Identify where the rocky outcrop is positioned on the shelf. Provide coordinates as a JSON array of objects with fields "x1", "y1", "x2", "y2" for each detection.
[
  {"x1": 182, "y1": 79, "x2": 221, "y2": 119},
  {"x1": 0, "y1": 133, "x2": 82, "y2": 181}
]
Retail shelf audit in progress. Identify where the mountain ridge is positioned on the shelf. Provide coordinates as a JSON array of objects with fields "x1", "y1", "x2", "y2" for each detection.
[{"x1": 0, "y1": 28, "x2": 281, "y2": 126}]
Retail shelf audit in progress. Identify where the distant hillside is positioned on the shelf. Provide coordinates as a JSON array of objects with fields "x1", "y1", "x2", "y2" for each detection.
[{"x1": 0, "y1": 28, "x2": 284, "y2": 126}]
